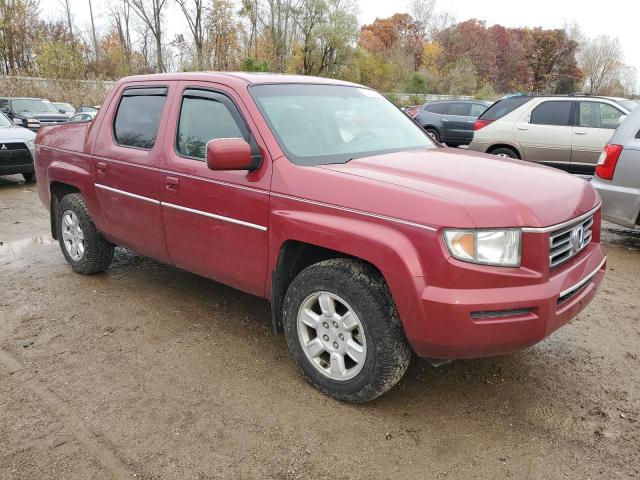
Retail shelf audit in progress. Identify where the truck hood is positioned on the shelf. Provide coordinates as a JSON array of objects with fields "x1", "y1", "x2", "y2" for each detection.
[{"x1": 318, "y1": 148, "x2": 599, "y2": 228}]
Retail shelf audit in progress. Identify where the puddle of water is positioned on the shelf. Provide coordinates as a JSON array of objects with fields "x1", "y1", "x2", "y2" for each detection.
[{"x1": 0, "y1": 235, "x2": 56, "y2": 260}]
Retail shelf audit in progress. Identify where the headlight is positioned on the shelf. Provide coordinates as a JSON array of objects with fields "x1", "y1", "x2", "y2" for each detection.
[{"x1": 443, "y1": 229, "x2": 521, "y2": 267}]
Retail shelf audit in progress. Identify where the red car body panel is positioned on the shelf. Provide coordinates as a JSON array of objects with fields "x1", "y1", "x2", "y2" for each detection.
[{"x1": 35, "y1": 72, "x2": 606, "y2": 360}]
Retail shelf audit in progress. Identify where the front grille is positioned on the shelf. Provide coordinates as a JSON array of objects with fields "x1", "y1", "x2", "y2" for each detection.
[
  {"x1": 549, "y1": 215, "x2": 593, "y2": 268},
  {"x1": 0, "y1": 142, "x2": 27, "y2": 151}
]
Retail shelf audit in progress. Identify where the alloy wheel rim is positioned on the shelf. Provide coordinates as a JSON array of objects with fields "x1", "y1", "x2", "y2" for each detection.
[
  {"x1": 61, "y1": 210, "x2": 85, "y2": 261},
  {"x1": 297, "y1": 291, "x2": 367, "y2": 381}
]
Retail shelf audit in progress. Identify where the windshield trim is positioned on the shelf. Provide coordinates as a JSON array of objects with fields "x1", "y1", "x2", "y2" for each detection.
[{"x1": 248, "y1": 83, "x2": 437, "y2": 166}]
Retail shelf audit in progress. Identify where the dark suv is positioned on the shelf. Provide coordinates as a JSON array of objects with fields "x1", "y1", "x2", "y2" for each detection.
[
  {"x1": 0, "y1": 97, "x2": 69, "y2": 131},
  {"x1": 414, "y1": 100, "x2": 491, "y2": 147}
]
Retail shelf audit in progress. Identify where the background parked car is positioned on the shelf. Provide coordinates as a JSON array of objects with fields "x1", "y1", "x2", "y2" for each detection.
[
  {"x1": 76, "y1": 105, "x2": 100, "y2": 113},
  {"x1": 414, "y1": 100, "x2": 492, "y2": 147},
  {"x1": 0, "y1": 97, "x2": 69, "y2": 131},
  {"x1": 404, "y1": 105, "x2": 421, "y2": 118},
  {"x1": 469, "y1": 95, "x2": 633, "y2": 174},
  {"x1": 52, "y1": 102, "x2": 76, "y2": 117},
  {"x1": 67, "y1": 111, "x2": 96, "y2": 123},
  {"x1": 0, "y1": 111, "x2": 36, "y2": 183},
  {"x1": 591, "y1": 104, "x2": 640, "y2": 229}
]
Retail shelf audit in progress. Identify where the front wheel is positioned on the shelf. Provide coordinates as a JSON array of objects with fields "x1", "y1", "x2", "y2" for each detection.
[
  {"x1": 22, "y1": 172, "x2": 35, "y2": 183},
  {"x1": 283, "y1": 259, "x2": 411, "y2": 403},
  {"x1": 57, "y1": 193, "x2": 114, "y2": 274}
]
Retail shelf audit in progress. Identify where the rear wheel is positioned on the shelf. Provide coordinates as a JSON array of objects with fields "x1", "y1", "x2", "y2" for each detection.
[
  {"x1": 283, "y1": 259, "x2": 411, "y2": 403},
  {"x1": 22, "y1": 172, "x2": 35, "y2": 183},
  {"x1": 426, "y1": 127, "x2": 441, "y2": 144},
  {"x1": 57, "y1": 193, "x2": 114, "y2": 274},
  {"x1": 489, "y1": 146, "x2": 519, "y2": 159}
]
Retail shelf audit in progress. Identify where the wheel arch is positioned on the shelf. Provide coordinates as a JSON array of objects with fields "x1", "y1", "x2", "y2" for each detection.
[
  {"x1": 49, "y1": 182, "x2": 82, "y2": 239},
  {"x1": 270, "y1": 240, "x2": 388, "y2": 332},
  {"x1": 487, "y1": 143, "x2": 522, "y2": 158}
]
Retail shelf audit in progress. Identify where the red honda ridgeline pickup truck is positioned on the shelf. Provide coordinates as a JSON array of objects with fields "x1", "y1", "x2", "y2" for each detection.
[{"x1": 35, "y1": 73, "x2": 606, "y2": 402}]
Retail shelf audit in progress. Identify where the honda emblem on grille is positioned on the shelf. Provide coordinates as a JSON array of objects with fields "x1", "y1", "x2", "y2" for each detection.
[
  {"x1": 1, "y1": 144, "x2": 6, "y2": 150},
  {"x1": 570, "y1": 226, "x2": 584, "y2": 253}
]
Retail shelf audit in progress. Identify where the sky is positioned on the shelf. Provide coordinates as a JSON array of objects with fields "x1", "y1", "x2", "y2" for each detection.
[{"x1": 40, "y1": 0, "x2": 640, "y2": 87}]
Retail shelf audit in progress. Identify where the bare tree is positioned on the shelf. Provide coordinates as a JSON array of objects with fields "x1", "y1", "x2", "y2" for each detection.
[
  {"x1": 57, "y1": 0, "x2": 73, "y2": 35},
  {"x1": 88, "y1": 0, "x2": 100, "y2": 59},
  {"x1": 578, "y1": 35, "x2": 623, "y2": 94},
  {"x1": 262, "y1": 0, "x2": 301, "y2": 72},
  {"x1": 175, "y1": 0, "x2": 207, "y2": 69},
  {"x1": 620, "y1": 66, "x2": 638, "y2": 97},
  {"x1": 126, "y1": 0, "x2": 168, "y2": 72},
  {"x1": 239, "y1": 0, "x2": 260, "y2": 58},
  {"x1": 409, "y1": 0, "x2": 453, "y2": 40},
  {"x1": 108, "y1": 0, "x2": 133, "y2": 67}
]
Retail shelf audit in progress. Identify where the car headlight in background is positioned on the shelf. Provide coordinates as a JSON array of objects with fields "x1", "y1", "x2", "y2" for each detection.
[
  {"x1": 443, "y1": 229, "x2": 521, "y2": 267},
  {"x1": 26, "y1": 118, "x2": 40, "y2": 129}
]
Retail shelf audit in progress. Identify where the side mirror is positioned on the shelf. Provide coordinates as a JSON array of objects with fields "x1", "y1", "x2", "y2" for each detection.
[
  {"x1": 618, "y1": 115, "x2": 628, "y2": 126},
  {"x1": 1, "y1": 107, "x2": 10, "y2": 114},
  {"x1": 206, "y1": 138, "x2": 253, "y2": 171},
  {"x1": 12, "y1": 117, "x2": 23, "y2": 125}
]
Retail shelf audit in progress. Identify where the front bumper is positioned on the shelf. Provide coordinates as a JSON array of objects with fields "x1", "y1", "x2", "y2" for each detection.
[
  {"x1": 399, "y1": 242, "x2": 606, "y2": 359},
  {"x1": 0, "y1": 151, "x2": 34, "y2": 176}
]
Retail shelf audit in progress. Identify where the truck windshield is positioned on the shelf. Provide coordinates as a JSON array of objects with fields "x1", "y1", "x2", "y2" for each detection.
[
  {"x1": 11, "y1": 99, "x2": 60, "y2": 114},
  {"x1": 250, "y1": 84, "x2": 435, "y2": 165}
]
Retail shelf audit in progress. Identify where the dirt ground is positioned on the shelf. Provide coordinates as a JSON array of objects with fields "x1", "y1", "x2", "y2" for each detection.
[{"x1": 1, "y1": 173, "x2": 639, "y2": 480}]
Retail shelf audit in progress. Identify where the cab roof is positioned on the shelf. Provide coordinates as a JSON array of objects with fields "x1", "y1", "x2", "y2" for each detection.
[{"x1": 117, "y1": 71, "x2": 361, "y2": 88}]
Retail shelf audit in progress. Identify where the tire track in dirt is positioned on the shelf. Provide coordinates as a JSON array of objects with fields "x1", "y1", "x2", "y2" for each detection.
[{"x1": 0, "y1": 349, "x2": 132, "y2": 479}]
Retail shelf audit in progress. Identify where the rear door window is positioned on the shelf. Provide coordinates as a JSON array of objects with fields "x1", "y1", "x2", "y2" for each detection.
[
  {"x1": 424, "y1": 103, "x2": 449, "y2": 114},
  {"x1": 113, "y1": 87, "x2": 167, "y2": 149},
  {"x1": 530, "y1": 101, "x2": 573, "y2": 126},
  {"x1": 479, "y1": 96, "x2": 532, "y2": 121},
  {"x1": 447, "y1": 103, "x2": 471, "y2": 116},
  {"x1": 578, "y1": 102, "x2": 623, "y2": 129}
]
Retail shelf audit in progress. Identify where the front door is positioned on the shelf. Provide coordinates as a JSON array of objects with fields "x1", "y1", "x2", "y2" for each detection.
[
  {"x1": 571, "y1": 101, "x2": 623, "y2": 172},
  {"x1": 92, "y1": 84, "x2": 172, "y2": 262},
  {"x1": 160, "y1": 82, "x2": 271, "y2": 297},
  {"x1": 515, "y1": 100, "x2": 574, "y2": 169}
]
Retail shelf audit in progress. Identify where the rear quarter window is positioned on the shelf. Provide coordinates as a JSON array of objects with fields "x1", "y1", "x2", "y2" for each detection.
[
  {"x1": 424, "y1": 103, "x2": 449, "y2": 114},
  {"x1": 479, "y1": 97, "x2": 532, "y2": 121}
]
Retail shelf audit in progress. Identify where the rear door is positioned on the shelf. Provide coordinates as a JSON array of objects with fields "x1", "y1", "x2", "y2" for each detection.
[
  {"x1": 159, "y1": 82, "x2": 271, "y2": 297},
  {"x1": 571, "y1": 101, "x2": 625, "y2": 172},
  {"x1": 442, "y1": 102, "x2": 473, "y2": 143},
  {"x1": 514, "y1": 100, "x2": 574, "y2": 169},
  {"x1": 92, "y1": 85, "x2": 172, "y2": 262}
]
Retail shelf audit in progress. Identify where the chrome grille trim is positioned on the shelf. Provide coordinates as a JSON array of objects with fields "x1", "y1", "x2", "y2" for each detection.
[
  {"x1": 522, "y1": 204, "x2": 601, "y2": 233},
  {"x1": 549, "y1": 214, "x2": 594, "y2": 268}
]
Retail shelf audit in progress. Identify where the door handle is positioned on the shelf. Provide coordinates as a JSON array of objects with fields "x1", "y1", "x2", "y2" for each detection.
[
  {"x1": 165, "y1": 176, "x2": 180, "y2": 196},
  {"x1": 96, "y1": 161, "x2": 107, "y2": 175},
  {"x1": 517, "y1": 126, "x2": 528, "y2": 130},
  {"x1": 574, "y1": 130, "x2": 587, "y2": 135}
]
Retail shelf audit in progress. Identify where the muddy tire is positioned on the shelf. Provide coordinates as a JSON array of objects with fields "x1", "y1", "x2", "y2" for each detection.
[
  {"x1": 283, "y1": 259, "x2": 411, "y2": 403},
  {"x1": 57, "y1": 193, "x2": 114, "y2": 274}
]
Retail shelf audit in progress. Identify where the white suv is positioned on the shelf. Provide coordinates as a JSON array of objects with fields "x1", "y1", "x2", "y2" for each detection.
[{"x1": 469, "y1": 95, "x2": 637, "y2": 174}]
